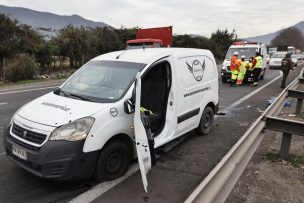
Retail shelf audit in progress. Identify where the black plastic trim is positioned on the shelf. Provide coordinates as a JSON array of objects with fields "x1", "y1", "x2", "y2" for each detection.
[{"x1": 177, "y1": 108, "x2": 200, "y2": 124}]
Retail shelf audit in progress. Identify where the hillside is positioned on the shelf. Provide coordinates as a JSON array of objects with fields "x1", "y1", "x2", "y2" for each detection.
[
  {"x1": 245, "y1": 21, "x2": 304, "y2": 45},
  {"x1": 0, "y1": 5, "x2": 109, "y2": 37}
]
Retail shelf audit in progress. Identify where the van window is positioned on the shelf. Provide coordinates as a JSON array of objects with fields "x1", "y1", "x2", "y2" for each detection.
[
  {"x1": 225, "y1": 48, "x2": 258, "y2": 59},
  {"x1": 61, "y1": 60, "x2": 146, "y2": 103}
]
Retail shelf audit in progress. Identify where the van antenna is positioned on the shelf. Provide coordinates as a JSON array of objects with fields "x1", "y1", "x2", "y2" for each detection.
[{"x1": 116, "y1": 50, "x2": 128, "y2": 59}]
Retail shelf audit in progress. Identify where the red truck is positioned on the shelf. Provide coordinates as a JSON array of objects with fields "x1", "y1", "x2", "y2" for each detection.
[{"x1": 126, "y1": 26, "x2": 173, "y2": 49}]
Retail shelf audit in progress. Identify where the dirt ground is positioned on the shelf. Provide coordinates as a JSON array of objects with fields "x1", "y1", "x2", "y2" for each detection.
[{"x1": 226, "y1": 88, "x2": 304, "y2": 203}]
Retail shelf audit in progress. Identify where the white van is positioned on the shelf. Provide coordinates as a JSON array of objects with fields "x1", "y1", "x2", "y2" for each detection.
[
  {"x1": 4, "y1": 48, "x2": 218, "y2": 191},
  {"x1": 221, "y1": 41, "x2": 268, "y2": 82}
]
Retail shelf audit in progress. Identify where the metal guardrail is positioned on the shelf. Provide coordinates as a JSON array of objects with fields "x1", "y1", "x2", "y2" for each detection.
[{"x1": 184, "y1": 72, "x2": 302, "y2": 203}]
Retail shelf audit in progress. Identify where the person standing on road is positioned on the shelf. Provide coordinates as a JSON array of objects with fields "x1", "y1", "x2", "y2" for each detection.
[
  {"x1": 252, "y1": 52, "x2": 263, "y2": 86},
  {"x1": 236, "y1": 55, "x2": 247, "y2": 85},
  {"x1": 230, "y1": 51, "x2": 240, "y2": 87},
  {"x1": 280, "y1": 52, "x2": 294, "y2": 88}
]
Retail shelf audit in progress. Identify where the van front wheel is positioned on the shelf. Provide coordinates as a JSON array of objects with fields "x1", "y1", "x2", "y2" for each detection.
[
  {"x1": 195, "y1": 107, "x2": 214, "y2": 135},
  {"x1": 94, "y1": 141, "x2": 130, "y2": 181}
]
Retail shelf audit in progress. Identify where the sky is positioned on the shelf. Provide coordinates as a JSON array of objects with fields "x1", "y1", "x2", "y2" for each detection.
[{"x1": 0, "y1": 0, "x2": 303, "y2": 38}]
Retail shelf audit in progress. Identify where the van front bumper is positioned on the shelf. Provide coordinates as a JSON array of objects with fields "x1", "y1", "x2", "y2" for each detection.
[{"x1": 3, "y1": 125, "x2": 99, "y2": 180}]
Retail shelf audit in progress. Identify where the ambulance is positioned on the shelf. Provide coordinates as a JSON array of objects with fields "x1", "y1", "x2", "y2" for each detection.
[
  {"x1": 4, "y1": 48, "x2": 219, "y2": 191},
  {"x1": 221, "y1": 41, "x2": 268, "y2": 83}
]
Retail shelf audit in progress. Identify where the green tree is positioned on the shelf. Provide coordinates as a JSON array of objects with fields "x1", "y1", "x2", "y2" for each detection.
[
  {"x1": 0, "y1": 14, "x2": 20, "y2": 77},
  {"x1": 210, "y1": 29, "x2": 238, "y2": 60},
  {"x1": 56, "y1": 25, "x2": 89, "y2": 68}
]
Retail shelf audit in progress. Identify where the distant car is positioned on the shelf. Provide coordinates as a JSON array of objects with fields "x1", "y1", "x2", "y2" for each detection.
[
  {"x1": 269, "y1": 52, "x2": 286, "y2": 69},
  {"x1": 291, "y1": 55, "x2": 298, "y2": 67}
]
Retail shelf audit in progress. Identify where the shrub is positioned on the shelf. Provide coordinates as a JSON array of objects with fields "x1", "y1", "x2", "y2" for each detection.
[{"x1": 5, "y1": 54, "x2": 36, "y2": 82}]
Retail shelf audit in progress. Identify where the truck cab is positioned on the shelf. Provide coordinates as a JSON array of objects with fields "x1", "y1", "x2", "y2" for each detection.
[{"x1": 221, "y1": 41, "x2": 267, "y2": 83}]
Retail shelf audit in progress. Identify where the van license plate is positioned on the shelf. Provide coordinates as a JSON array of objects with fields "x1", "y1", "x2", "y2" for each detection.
[{"x1": 12, "y1": 145, "x2": 27, "y2": 160}]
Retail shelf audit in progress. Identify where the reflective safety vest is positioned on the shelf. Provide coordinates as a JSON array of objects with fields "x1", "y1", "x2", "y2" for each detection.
[
  {"x1": 239, "y1": 61, "x2": 247, "y2": 74},
  {"x1": 230, "y1": 56, "x2": 240, "y2": 71},
  {"x1": 140, "y1": 107, "x2": 153, "y2": 115},
  {"x1": 254, "y1": 56, "x2": 263, "y2": 68}
]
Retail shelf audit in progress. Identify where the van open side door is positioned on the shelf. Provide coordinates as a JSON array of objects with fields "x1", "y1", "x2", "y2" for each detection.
[{"x1": 134, "y1": 72, "x2": 155, "y2": 192}]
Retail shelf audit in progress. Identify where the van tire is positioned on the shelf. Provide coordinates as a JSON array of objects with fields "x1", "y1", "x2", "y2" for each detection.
[
  {"x1": 94, "y1": 141, "x2": 130, "y2": 181},
  {"x1": 195, "y1": 107, "x2": 214, "y2": 135}
]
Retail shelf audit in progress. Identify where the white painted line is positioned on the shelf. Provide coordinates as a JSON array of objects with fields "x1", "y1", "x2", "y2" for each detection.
[
  {"x1": 0, "y1": 86, "x2": 57, "y2": 95},
  {"x1": 0, "y1": 102, "x2": 8, "y2": 106},
  {"x1": 226, "y1": 71, "x2": 283, "y2": 109},
  {"x1": 69, "y1": 164, "x2": 139, "y2": 203},
  {"x1": 0, "y1": 152, "x2": 5, "y2": 156}
]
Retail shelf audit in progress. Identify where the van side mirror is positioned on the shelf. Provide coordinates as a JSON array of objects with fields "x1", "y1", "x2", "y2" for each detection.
[{"x1": 124, "y1": 99, "x2": 135, "y2": 114}]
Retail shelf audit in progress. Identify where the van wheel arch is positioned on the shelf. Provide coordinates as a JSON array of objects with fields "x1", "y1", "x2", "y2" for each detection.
[{"x1": 94, "y1": 134, "x2": 134, "y2": 181}]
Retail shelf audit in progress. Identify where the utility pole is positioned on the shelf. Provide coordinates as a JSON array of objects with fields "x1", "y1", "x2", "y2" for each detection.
[{"x1": 3, "y1": 58, "x2": 5, "y2": 82}]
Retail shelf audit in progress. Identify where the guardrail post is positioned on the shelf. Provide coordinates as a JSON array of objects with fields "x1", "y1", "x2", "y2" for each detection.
[
  {"x1": 279, "y1": 132, "x2": 292, "y2": 160},
  {"x1": 295, "y1": 99, "x2": 303, "y2": 115}
]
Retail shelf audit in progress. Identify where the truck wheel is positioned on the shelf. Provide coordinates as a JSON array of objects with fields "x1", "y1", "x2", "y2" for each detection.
[
  {"x1": 94, "y1": 141, "x2": 130, "y2": 181},
  {"x1": 221, "y1": 77, "x2": 227, "y2": 83},
  {"x1": 195, "y1": 107, "x2": 214, "y2": 135}
]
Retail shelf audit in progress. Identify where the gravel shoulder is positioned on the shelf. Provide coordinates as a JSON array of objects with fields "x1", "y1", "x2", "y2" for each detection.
[{"x1": 227, "y1": 84, "x2": 304, "y2": 203}]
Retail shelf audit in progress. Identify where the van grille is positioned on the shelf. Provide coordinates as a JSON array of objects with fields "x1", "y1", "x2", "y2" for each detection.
[{"x1": 12, "y1": 124, "x2": 47, "y2": 145}]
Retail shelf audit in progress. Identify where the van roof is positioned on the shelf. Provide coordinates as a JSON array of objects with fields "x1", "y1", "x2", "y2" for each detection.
[{"x1": 92, "y1": 48, "x2": 214, "y2": 64}]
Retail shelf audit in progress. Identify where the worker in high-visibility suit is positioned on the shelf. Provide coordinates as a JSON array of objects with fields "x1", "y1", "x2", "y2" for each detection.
[
  {"x1": 230, "y1": 51, "x2": 240, "y2": 87},
  {"x1": 244, "y1": 57, "x2": 254, "y2": 85},
  {"x1": 236, "y1": 55, "x2": 247, "y2": 85},
  {"x1": 252, "y1": 52, "x2": 263, "y2": 86}
]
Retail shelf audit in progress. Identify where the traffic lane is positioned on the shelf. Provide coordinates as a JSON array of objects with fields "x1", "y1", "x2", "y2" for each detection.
[
  {"x1": 219, "y1": 67, "x2": 281, "y2": 108},
  {"x1": 0, "y1": 88, "x2": 58, "y2": 153},
  {"x1": 0, "y1": 156, "x2": 97, "y2": 203},
  {"x1": 93, "y1": 65, "x2": 302, "y2": 202}
]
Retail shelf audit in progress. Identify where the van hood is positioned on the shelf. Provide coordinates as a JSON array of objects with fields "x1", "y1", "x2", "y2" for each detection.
[{"x1": 17, "y1": 92, "x2": 110, "y2": 127}]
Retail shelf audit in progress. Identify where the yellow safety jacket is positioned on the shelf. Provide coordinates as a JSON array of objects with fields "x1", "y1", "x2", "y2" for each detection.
[
  {"x1": 254, "y1": 56, "x2": 263, "y2": 68},
  {"x1": 239, "y1": 61, "x2": 247, "y2": 74}
]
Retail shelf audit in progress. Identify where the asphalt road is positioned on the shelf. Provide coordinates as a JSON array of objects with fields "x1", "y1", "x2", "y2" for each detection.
[{"x1": 0, "y1": 65, "x2": 302, "y2": 203}]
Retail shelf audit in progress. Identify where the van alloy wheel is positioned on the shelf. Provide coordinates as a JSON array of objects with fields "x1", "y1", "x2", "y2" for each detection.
[{"x1": 94, "y1": 141, "x2": 130, "y2": 181}]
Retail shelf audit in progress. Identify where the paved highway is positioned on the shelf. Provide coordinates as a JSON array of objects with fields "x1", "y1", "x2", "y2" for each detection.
[{"x1": 0, "y1": 66, "x2": 302, "y2": 203}]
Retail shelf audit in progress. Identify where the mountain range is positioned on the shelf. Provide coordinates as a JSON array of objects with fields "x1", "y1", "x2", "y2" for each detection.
[
  {"x1": 0, "y1": 5, "x2": 109, "y2": 37},
  {"x1": 245, "y1": 21, "x2": 304, "y2": 45},
  {"x1": 0, "y1": 4, "x2": 303, "y2": 44}
]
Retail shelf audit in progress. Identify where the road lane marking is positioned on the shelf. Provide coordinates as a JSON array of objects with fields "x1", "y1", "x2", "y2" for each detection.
[
  {"x1": 69, "y1": 164, "x2": 139, "y2": 203},
  {"x1": 0, "y1": 102, "x2": 8, "y2": 106},
  {"x1": 0, "y1": 86, "x2": 58, "y2": 95},
  {"x1": 0, "y1": 152, "x2": 5, "y2": 157}
]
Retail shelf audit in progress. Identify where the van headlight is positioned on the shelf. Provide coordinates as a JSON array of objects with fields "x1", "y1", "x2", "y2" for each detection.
[{"x1": 50, "y1": 117, "x2": 95, "y2": 141}]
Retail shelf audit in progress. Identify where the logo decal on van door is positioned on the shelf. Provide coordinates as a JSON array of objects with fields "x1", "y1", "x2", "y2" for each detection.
[{"x1": 186, "y1": 60, "x2": 205, "y2": 81}]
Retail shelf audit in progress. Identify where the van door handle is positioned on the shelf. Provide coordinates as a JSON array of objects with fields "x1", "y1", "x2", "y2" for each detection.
[{"x1": 170, "y1": 101, "x2": 173, "y2": 106}]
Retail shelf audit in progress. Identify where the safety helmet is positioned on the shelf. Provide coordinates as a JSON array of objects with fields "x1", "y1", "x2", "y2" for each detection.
[
  {"x1": 233, "y1": 51, "x2": 239, "y2": 56},
  {"x1": 241, "y1": 55, "x2": 245, "y2": 59}
]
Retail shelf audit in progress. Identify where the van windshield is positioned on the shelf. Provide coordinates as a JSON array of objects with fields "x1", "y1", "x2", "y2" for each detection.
[
  {"x1": 60, "y1": 60, "x2": 146, "y2": 103},
  {"x1": 225, "y1": 48, "x2": 258, "y2": 60}
]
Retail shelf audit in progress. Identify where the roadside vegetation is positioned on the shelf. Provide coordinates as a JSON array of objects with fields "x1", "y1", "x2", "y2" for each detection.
[
  {"x1": 1, "y1": 13, "x2": 303, "y2": 85},
  {"x1": 263, "y1": 151, "x2": 304, "y2": 167},
  {"x1": 0, "y1": 13, "x2": 239, "y2": 84}
]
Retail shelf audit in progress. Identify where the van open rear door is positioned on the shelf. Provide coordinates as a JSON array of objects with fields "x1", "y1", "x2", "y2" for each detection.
[{"x1": 134, "y1": 72, "x2": 154, "y2": 192}]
